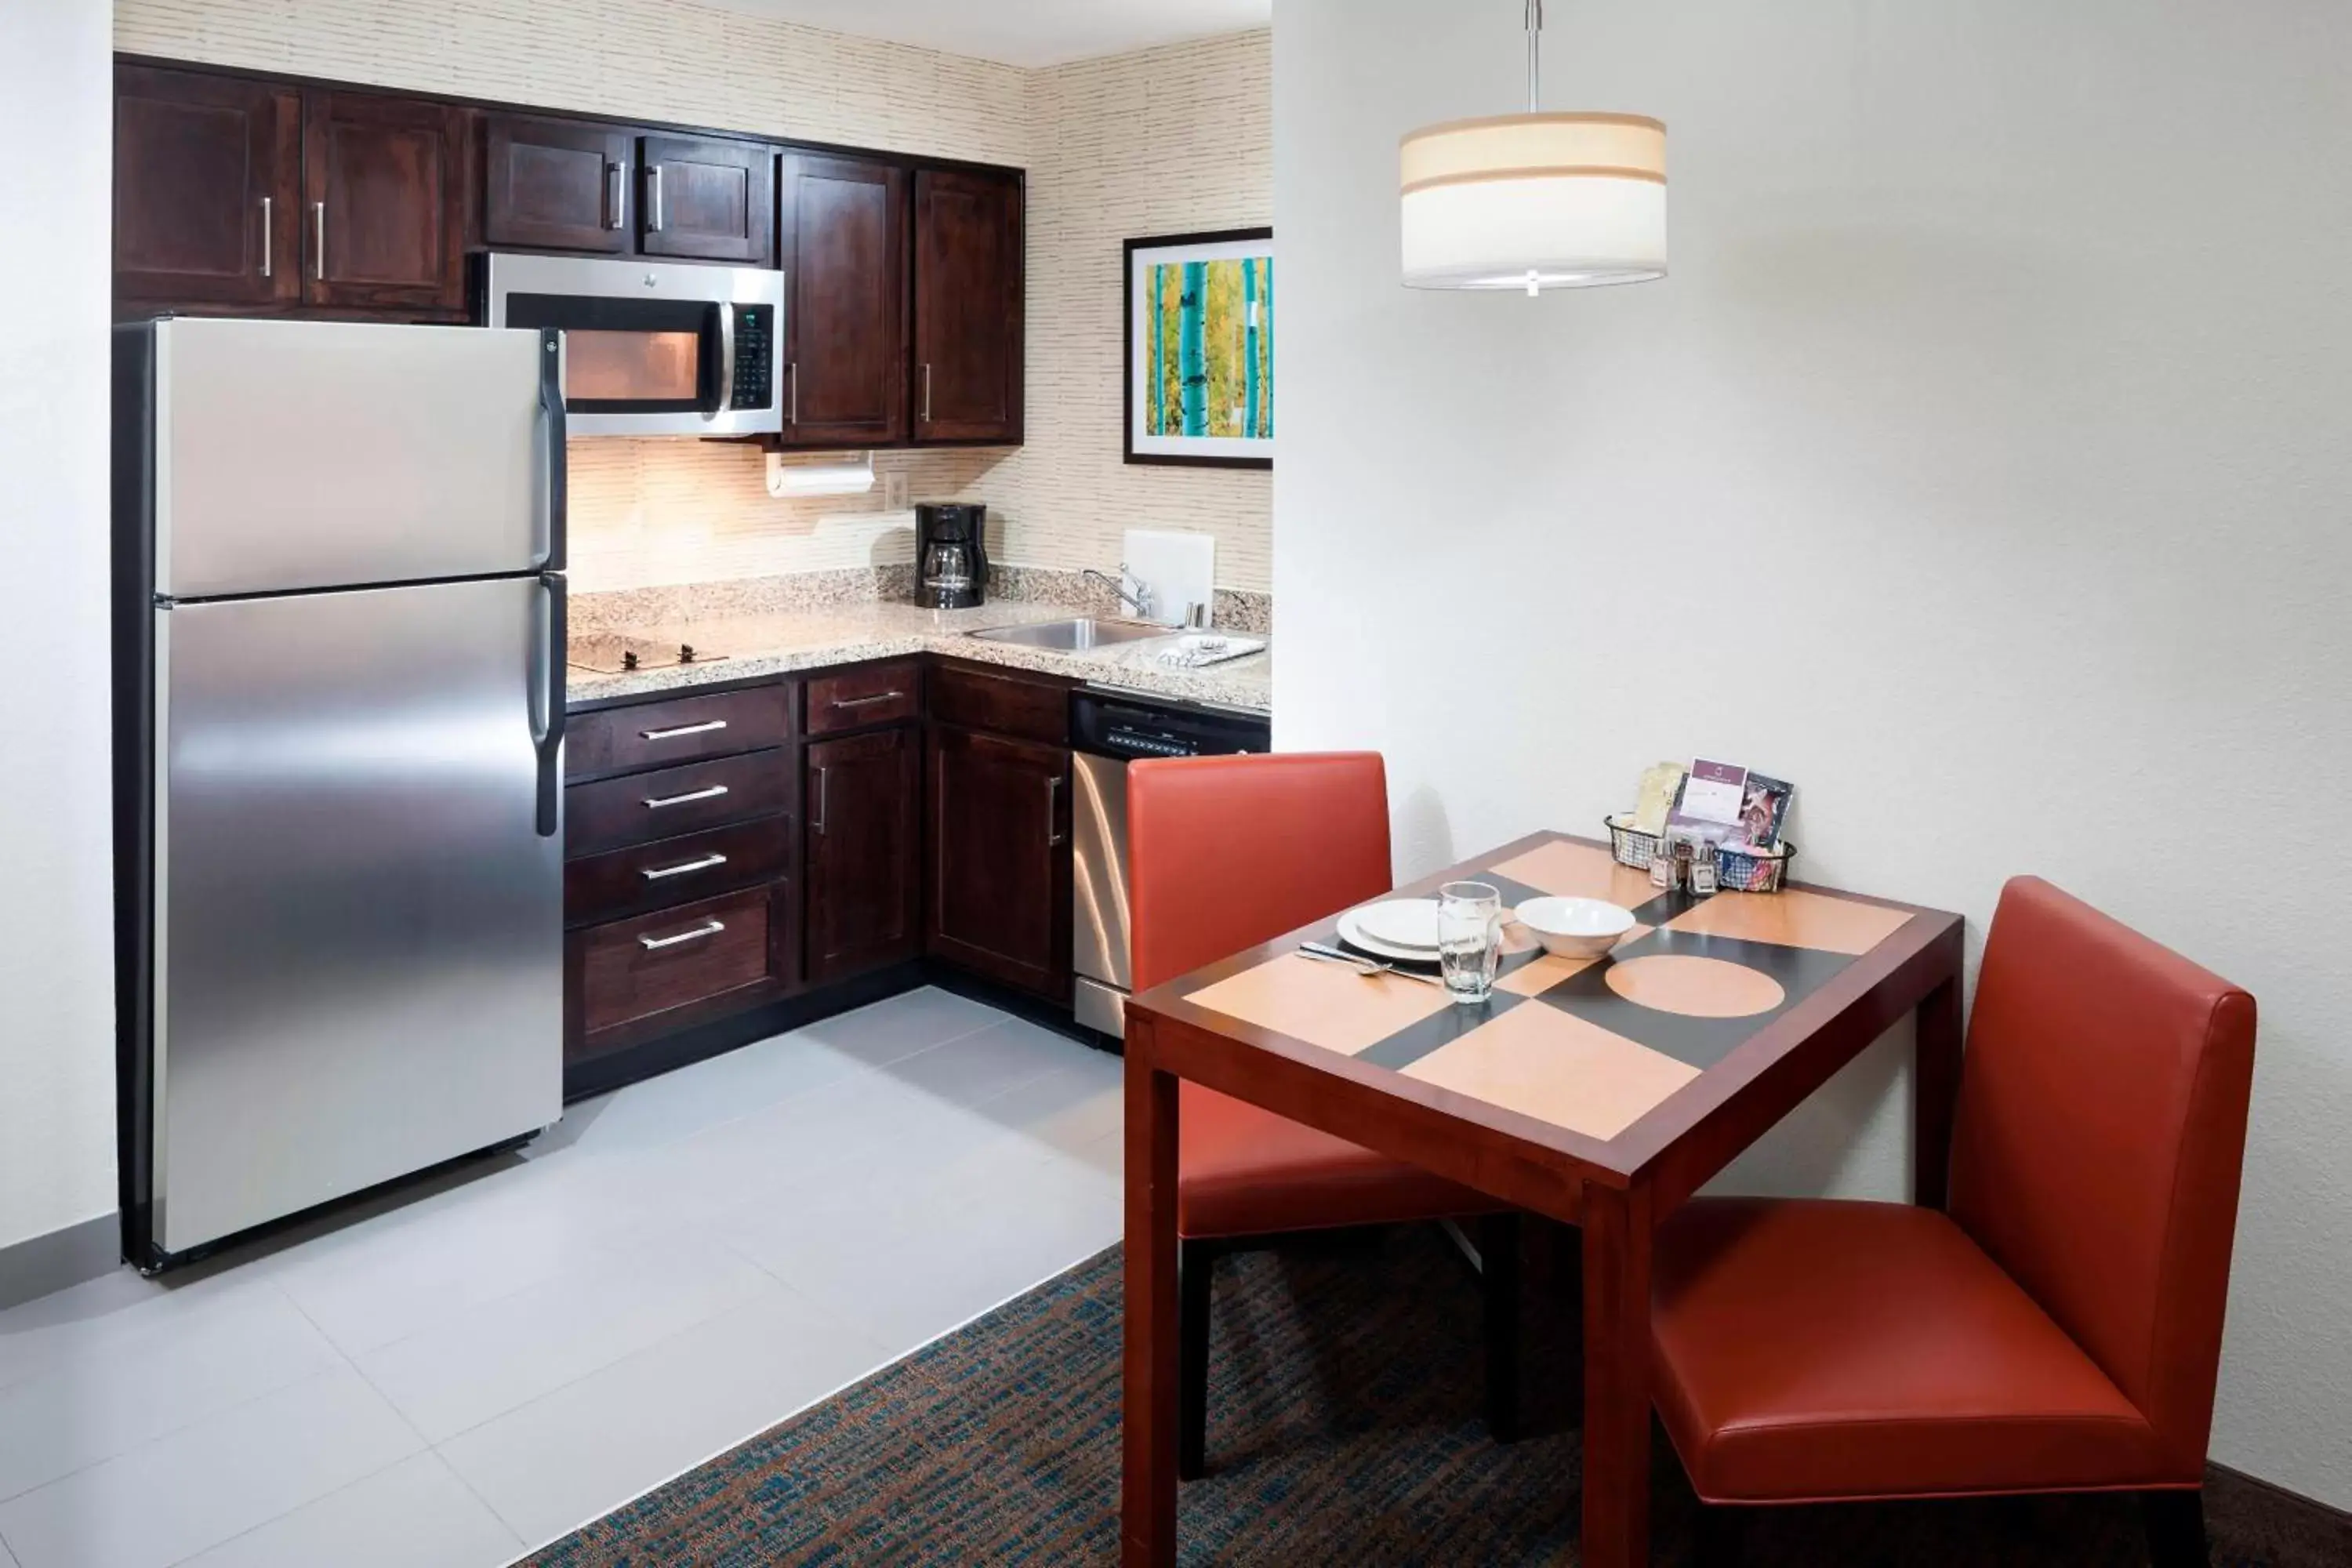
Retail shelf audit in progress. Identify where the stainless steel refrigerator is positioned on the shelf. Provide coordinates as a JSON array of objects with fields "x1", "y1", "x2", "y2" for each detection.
[{"x1": 113, "y1": 317, "x2": 569, "y2": 1269}]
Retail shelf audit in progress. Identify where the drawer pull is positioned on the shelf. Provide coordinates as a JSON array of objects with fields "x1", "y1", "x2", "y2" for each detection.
[
  {"x1": 641, "y1": 719, "x2": 729, "y2": 742},
  {"x1": 640, "y1": 919, "x2": 724, "y2": 952},
  {"x1": 643, "y1": 783, "x2": 731, "y2": 811},
  {"x1": 642, "y1": 852, "x2": 729, "y2": 882},
  {"x1": 830, "y1": 690, "x2": 906, "y2": 710}
]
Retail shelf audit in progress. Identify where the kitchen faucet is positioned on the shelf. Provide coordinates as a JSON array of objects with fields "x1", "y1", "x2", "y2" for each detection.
[{"x1": 1082, "y1": 566, "x2": 1153, "y2": 619}]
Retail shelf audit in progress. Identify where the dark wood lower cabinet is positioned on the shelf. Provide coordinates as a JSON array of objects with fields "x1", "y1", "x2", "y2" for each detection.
[
  {"x1": 927, "y1": 727, "x2": 1071, "y2": 1000},
  {"x1": 567, "y1": 883, "x2": 796, "y2": 1063},
  {"x1": 566, "y1": 817, "x2": 792, "y2": 929},
  {"x1": 561, "y1": 659, "x2": 1105, "y2": 1092},
  {"x1": 804, "y1": 727, "x2": 922, "y2": 985}
]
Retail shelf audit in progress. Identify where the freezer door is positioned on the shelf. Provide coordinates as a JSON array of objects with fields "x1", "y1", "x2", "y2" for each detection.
[
  {"x1": 154, "y1": 318, "x2": 559, "y2": 597},
  {"x1": 153, "y1": 577, "x2": 563, "y2": 1254}
]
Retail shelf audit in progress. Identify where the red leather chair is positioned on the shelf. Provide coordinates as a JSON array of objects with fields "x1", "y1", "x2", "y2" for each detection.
[
  {"x1": 1651, "y1": 877, "x2": 2258, "y2": 1566},
  {"x1": 1129, "y1": 752, "x2": 1521, "y2": 1479}
]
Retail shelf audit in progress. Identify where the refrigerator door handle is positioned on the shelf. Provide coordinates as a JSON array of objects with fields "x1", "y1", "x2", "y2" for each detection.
[
  {"x1": 535, "y1": 572, "x2": 568, "y2": 839},
  {"x1": 538, "y1": 329, "x2": 568, "y2": 572}
]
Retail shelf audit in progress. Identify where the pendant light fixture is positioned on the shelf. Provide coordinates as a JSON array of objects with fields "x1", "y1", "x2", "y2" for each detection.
[{"x1": 1400, "y1": 0, "x2": 1667, "y2": 294}]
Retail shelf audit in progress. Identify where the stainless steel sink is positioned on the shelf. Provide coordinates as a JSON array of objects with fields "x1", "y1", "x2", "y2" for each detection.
[{"x1": 967, "y1": 618, "x2": 1173, "y2": 652}]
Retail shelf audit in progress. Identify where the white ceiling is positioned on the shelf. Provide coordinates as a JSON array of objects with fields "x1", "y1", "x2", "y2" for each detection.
[{"x1": 702, "y1": 0, "x2": 1272, "y2": 69}]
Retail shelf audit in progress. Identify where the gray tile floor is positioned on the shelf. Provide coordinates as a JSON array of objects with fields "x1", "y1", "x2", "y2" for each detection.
[{"x1": 0, "y1": 989, "x2": 1124, "y2": 1568}]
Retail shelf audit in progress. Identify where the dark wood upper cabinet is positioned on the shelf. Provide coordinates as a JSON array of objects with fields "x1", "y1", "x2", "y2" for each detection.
[
  {"x1": 927, "y1": 727, "x2": 1070, "y2": 1000},
  {"x1": 804, "y1": 727, "x2": 920, "y2": 986},
  {"x1": 911, "y1": 167, "x2": 1024, "y2": 444},
  {"x1": 303, "y1": 91, "x2": 469, "y2": 313},
  {"x1": 485, "y1": 113, "x2": 630, "y2": 254},
  {"x1": 776, "y1": 154, "x2": 907, "y2": 448},
  {"x1": 640, "y1": 136, "x2": 775, "y2": 266},
  {"x1": 114, "y1": 66, "x2": 300, "y2": 309}
]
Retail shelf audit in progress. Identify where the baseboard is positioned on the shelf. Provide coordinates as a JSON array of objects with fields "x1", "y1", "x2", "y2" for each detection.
[
  {"x1": 0, "y1": 1211, "x2": 121, "y2": 1312},
  {"x1": 2207, "y1": 1461, "x2": 2352, "y2": 1563}
]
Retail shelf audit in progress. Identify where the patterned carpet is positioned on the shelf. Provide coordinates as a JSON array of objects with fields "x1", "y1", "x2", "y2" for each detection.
[{"x1": 527, "y1": 1225, "x2": 2343, "y2": 1566}]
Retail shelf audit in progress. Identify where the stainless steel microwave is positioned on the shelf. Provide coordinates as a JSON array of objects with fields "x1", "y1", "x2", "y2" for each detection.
[{"x1": 481, "y1": 253, "x2": 783, "y2": 437}]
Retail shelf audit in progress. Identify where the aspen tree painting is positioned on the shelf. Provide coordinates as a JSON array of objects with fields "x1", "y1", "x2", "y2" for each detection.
[{"x1": 1126, "y1": 229, "x2": 1275, "y2": 468}]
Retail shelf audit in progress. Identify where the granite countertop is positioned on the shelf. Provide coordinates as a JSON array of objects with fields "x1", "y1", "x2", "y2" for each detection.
[{"x1": 567, "y1": 598, "x2": 1273, "y2": 714}]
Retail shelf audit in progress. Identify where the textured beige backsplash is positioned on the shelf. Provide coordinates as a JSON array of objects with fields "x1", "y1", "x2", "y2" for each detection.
[
  {"x1": 564, "y1": 441, "x2": 1012, "y2": 593},
  {"x1": 116, "y1": 0, "x2": 1272, "y2": 593}
]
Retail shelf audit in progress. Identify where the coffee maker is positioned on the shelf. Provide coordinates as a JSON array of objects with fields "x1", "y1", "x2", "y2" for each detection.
[{"x1": 914, "y1": 504, "x2": 988, "y2": 610}]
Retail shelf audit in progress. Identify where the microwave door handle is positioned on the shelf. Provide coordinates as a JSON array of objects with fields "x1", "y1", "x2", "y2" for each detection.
[
  {"x1": 534, "y1": 571, "x2": 568, "y2": 840},
  {"x1": 537, "y1": 329, "x2": 567, "y2": 571},
  {"x1": 714, "y1": 304, "x2": 736, "y2": 416}
]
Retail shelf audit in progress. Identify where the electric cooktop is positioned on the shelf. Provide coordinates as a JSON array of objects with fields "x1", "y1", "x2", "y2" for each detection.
[{"x1": 566, "y1": 632, "x2": 734, "y2": 676}]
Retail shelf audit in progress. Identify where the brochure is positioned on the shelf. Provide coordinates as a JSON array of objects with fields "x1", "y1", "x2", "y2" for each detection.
[
  {"x1": 1666, "y1": 759, "x2": 1748, "y2": 847},
  {"x1": 1729, "y1": 773, "x2": 1794, "y2": 854}
]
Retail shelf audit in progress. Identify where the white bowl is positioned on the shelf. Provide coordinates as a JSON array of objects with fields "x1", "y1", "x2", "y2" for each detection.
[{"x1": 1514, "y1": 897, "x2": 1637, "y2": 959}]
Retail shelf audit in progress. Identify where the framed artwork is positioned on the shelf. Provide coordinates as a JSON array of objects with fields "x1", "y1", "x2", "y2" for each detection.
[{"x1": 1124, "y1": 228, "x2": 1274, "y2": 469}]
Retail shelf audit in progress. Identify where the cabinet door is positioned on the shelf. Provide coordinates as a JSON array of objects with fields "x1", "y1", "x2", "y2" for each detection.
[
  {"x1": 485, "y1": 114, "x2": 630, "y2": 254},
  {"x1": 777, "y1": 154, "x2": 906, "y2": 447},
  {"x1": 115, "y1": 67, "x2": 301, "y2": 309},
  {"x1": 927, "y1": 728, "x2": 1070, "y2": 1000},
  {"x1": 303, "y1": 91, "x2": 469, "y2": 312},
  {"x1": 804, "y1": 728, "x2": 920, "y2": 985},
  {"x1": 911, "y1": 167, "x2": 1024, "y2": 444},
  {"x1": 640, "y1": 136, "x2": 776, "y2": 265}
]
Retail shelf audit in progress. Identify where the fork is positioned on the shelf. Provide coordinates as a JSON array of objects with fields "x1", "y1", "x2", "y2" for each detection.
[{"x1": 1297, "y1": 942, "x2": 1445, "y2": 986}]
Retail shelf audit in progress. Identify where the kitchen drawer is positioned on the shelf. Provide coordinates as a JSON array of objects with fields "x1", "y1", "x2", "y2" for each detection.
[
  {"x1": 805, "y1": 660, "x2": 920, "y2": 735},
  {"x1": 566, "y1": 749, "x2": 790, "y2": 858},
  {"x1": 566, "y1": 684, "x2": 793, "y2": 780},
  {"x1": 927, "y1": 659, "x2": 1068, "y2": 745},
  {"x1": 566, "y1": 817, "x2": 792, "y2": 929},
  {"x1": 574, "y1": 885, "x2": 779, "y2": 1041}
]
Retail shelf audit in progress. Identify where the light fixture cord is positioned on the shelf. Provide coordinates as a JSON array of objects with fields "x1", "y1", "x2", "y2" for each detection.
[{"x1": 1526, "y1": 0, "x2": 1544, "y2": 114}]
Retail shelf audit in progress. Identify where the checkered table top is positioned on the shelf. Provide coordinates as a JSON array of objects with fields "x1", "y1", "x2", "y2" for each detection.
[{"x1": 1177, "y1": 837, "x2": 1918, "y2": 1149}]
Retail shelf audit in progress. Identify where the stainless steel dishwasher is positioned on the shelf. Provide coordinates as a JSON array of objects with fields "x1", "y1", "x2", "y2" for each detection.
[{"x1": 1071, "y1": 689, "x2": 1272, "y2": 1037}]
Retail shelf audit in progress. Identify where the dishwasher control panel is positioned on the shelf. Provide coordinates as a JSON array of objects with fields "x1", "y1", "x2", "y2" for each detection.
[{"x1": 1071, "y1": 691, "x2": 1270, "y2": 760}]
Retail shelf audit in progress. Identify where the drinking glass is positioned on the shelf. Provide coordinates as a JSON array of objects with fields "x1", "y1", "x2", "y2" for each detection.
[{"x1": 1436, "y1": 881, "x2": 1503, "y2": 1004}]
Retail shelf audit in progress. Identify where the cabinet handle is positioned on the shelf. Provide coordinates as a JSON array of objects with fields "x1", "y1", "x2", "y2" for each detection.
[
  {"x1": 639, "y1": 919, "x2": 724, "y2": 952},
  {"x1": 829, "y1": 691, "x2": 904, "y2": 711},
  {"x1": 1047, "y1": 774, "x2": 1066, "y2": 848},
  {"x1": 313, "y1": 201, "x2": 325, "y2": 281},
  {"x1": 259, "y1": 197, "x2": 272, "y2": 278},
  {"x1": 606, "y1": 162, "x2": 626, "y2": 230},
  {"x1": 813, "y1": 768, "x2": 829, "y2": 836},
  {"x1": 641, "y1": 718, "x2": 727, "y2": 742},
  {"x1": 921, "y1": 363, "x2": 933, "y2": 423},
  {"x1": 646, "y1": 165, "x2": 665, "y2": 232},
  {"x1": 642, "y1": 783, "x2": 730, "y2": 811},
  {"x1": 641, "y1": 851, "x2": 729, "y2": 882},
  {"x1": 786, "y1": 362, "x2": 798, "y2": 425}
]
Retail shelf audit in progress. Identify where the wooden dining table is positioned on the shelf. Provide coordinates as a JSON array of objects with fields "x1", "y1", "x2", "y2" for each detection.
[{"x1": 1120, "y1": 829, "x2": 1965, "y2": 1566}]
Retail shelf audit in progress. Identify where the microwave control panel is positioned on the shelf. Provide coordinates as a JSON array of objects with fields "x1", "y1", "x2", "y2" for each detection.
[{"x1": 730, "y1": 305, "x2": 775, "y2": 411}]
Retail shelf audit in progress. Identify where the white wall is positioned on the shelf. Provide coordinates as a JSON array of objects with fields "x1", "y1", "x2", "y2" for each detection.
[
  {"x1": 1276, "y1": 0, "x2": 2352, "y2": 1507},
  {"x1": 0, "y1": 0, "x2": 118, "y2": 1251}
]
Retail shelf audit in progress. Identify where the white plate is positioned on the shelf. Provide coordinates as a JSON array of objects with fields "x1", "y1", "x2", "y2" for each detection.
[
  {"x1": 1337, "y1": 907, "x2": 1442, "y2": 964},
  {"x1": 1347, "y1": 898, "x2": 1442, "y2": 953}
]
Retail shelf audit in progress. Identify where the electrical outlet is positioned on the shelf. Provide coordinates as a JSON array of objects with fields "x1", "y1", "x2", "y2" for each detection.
[{"x1": 884, "y1": 470, "x2": 909, "y2": 510}]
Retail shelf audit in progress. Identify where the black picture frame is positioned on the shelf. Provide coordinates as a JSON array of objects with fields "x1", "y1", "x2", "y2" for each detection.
[{"x1": 1123, "y1": 227, "x2": 1276, "y2": 470}]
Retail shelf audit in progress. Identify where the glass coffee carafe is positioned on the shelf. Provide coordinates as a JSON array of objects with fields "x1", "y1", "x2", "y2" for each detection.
[{"x1": 923, "y1": 538, "x2": 975, "y2": 606}]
